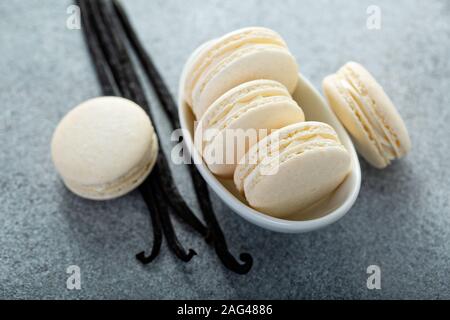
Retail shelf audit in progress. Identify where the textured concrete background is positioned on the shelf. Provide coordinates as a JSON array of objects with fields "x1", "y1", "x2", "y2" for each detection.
[{"x1": 1, "y1": 0, "x2": 450, "y2": 299}]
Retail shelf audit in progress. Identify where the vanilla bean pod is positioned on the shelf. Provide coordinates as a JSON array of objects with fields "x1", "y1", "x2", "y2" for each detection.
[
  {"x1": 77, "y1": 0, "x2": 116, "y2": 96},
  {"x1": 90, "y1": 0, "x2": 208, "y2": 240},
  {"x1": 90, "y1": 0, "x2": 198, "y2": 261},
  {"x1": 93, "y1": 2, "x2": 207, "y2": 235},
  {"x1": 80, "y1": 0, "x2": 199, "y2": 262},
  {"x1": 112, "y1": 0, "x2": 253, "y2": 274},
  {"x1": 136, "y1": 179, "x2": 163, "y2": 264},
  {"x1": 189, "y1": 166, "x2": 253, "y2": 274},
  {"x1": 112, "y1": 0, "x2": 180, "y2": 127},
  {"x1": 78, "y1": 0, "x2": 163, "y2": 263},
  {"x1": 150, "y1": 168, "x2": 196, "y2": 262},
  {"x1": 139, "y1": 170, "x2": 194, "y2": 263}
]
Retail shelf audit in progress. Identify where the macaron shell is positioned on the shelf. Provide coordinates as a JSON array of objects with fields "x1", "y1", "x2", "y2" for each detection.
[
  {"x1": 323, "y1": 62, "x2": 411, "y2": 169},
  {"x1": 192, "y1": 46, "x2": 298, "y2": 117},
  {"x1": 193, "y1": 80, "x2": 291, "y2": 157},
  {"x1": 201, "y1": 98, "x2": 305, "y2": 177},
  {"x1": 345, "y1": 62, "x2": 411, "y2": 156},
  {"x1": 184, "y1": 27, "x2": 287, "y2": 107},
  {"x1": 51, "y1": 97, "x2": 158, "y2": 199},
  {"x1": 234, "y1": 121, "x2": 341, "y2": 193},
  {"x1": 243, "y1": 145, "x2": 351, "y2": 218},
  {"x1": 323, "y1": 75, "x2": 388, "y2": 168},
  {"x1": 195, "y1": 79, "x2": 291, "y2": 121},
  {"x1": 183, "y1": 40, "x2": 216, "y2": 106},
  {"x1": 62, "y1": 131, "x2": 159, "y2": 200}
]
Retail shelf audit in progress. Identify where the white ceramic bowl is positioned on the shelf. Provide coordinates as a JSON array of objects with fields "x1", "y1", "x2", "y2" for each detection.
[{"x1": 178, "y1": 43, "x2": 361, "y2": 233}]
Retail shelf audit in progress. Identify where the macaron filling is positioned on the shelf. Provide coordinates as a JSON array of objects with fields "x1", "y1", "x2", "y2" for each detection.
[
  {"x1": 193, "y1": 44, "x2": 292, "y2": 103},
  {"x1": 235, "y1": 123, "x2": 341, "y2": 192},
  {"x1": 334, "y1": 65, "x2": 403, "y2": 166},
  {"x1": 185, "y1": 28, "x2": 287, "y2": 105},
  {"x1": 245, "y1": 139, "x2": 347, "y2": 193},
  {"x1": 203, "y1": 81, "x2": 290, "y2": 128},
  {"x1": 200, "y1": 96, "x2": 296, "y2": 155},
  {"x1": 209, "y1": 96, "x2": 296, "y2": 133}
]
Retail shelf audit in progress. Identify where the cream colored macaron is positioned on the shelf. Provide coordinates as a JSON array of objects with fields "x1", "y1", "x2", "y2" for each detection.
[
  {"x1": 234, "y1": 122, "x2": 352, "y2": 218},
  {"x1": 323, "y1": 62, "x2": 411, "y2": 169},
  {"x1": 51, "y1": 97, "x2": 158, "y2": 200},
  {"x1": 194, "y1": 80, "x2": 305, "y2": 178},
  {"x1": 184, "y1": 27, "x2": 299, "y2": 119}
]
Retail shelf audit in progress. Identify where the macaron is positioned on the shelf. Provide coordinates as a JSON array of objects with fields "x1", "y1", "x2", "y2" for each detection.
[
  {"x1": 184, "y1": 27, "x2": 299, "y2": 119},
  {"x1": 194, "y1": 80, "x2": 305, "y2": 178},
  {"x1": 323, "y1": 62, "x2": 411, "y2": 169},
  {"x1": 234, "y1": 122, "x2": 352, "y2": 218},
  {"x1": 51, "y1": 96, "x2": 158, "y2": 200}
]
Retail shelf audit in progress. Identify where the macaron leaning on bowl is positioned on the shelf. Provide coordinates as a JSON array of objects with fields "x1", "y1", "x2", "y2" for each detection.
[
  {"x1": 194, "y1": 79, "x2": 305, "y2": 178},
  {"x1": 183, "y1": 27, "x2": 299, "y2": 119},
  {"x1": 51, "y1": 96, "x2": 159, "y2": 200}
]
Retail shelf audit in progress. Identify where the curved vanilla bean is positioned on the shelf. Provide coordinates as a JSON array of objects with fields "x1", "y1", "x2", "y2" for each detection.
[
  {"x1": 190, "y1": 168, "x2": 253, "y2": 274},
  {"x1": 136, "y1": 179, "x2": 163, "y2": 264},
  {"x1": 78, "y1": 0, "x2": 163, "y2": 263},
  {"x1": 90, "y1": 0, "x2": 203, "y2": 261},
  {"x1": 149, "y1": 170, "x2": 196, "y2": 262},
  {"x1": 92, "y1": 0, "x2": 208, "y2": 240},
  {"x1": 151, "y1": 169, "x2": 197, "y2": 262},
  {"x1": 112, "y1": 0, "x2": 253, "y2": 274},
  {"x1": 92, "y1": 1, "x2": 207, "y2": 236},
  {"x1": 192, "y1": 170, "x2": 253, "y2": 274}
]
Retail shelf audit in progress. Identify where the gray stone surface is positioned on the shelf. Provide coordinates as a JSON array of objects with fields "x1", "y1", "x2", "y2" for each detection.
[{"x1": 1, "y1": 0, "x2": 449, "y2": 299}]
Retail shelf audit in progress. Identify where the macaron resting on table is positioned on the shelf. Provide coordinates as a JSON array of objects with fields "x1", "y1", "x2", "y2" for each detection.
[
  {"x1": 323, "y1": 62, "x2": 411, "y2": 169},
  {"x1": 195, "y1": 80, "x2": 305, "y2": 178},
  {"x1": 51, "y1": 97, "x2": 159, "y2": 200},
  {"x1": 184, "y1": 27, "x2": 299, "y2": 119}
]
